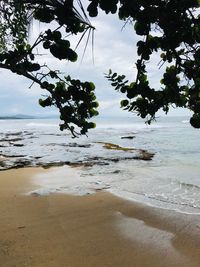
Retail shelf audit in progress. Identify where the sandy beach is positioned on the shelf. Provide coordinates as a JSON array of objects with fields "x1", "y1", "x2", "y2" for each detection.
[{"x1": 0, "y1": 167, "x2": 200, "y2": 267}]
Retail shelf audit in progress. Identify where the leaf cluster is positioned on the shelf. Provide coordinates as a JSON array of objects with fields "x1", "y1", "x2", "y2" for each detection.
[{"x1": 39, "y1": 76, "x2": 98, "y2": 137}]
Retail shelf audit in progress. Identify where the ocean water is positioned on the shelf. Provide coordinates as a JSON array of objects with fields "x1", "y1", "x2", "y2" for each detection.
[{"x1": 0, "y1": 116, "x2": 200, "y2": 214}]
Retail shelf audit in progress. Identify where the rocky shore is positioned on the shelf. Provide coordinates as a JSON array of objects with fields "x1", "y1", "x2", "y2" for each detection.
[{"x1": 0, "y1": 130, "x2": 154, "y2": 171}]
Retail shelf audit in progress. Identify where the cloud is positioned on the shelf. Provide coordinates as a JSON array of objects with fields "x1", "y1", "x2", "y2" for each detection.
[{"x1": 99, "y1": 100, "x2": 119, "y2": 110}]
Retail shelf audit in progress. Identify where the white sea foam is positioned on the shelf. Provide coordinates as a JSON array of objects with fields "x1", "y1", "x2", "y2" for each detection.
[
  {"x1": 27, "y1": 166, "x2": 101, "y2": 196},
  {"x1": 26, "y1": 163, "x2": 200, "y2": 214}
]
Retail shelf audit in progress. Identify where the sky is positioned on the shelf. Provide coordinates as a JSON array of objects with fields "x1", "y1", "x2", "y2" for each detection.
[{"x1": 0, "y1": 3, "x2": 191, "y2": 119}]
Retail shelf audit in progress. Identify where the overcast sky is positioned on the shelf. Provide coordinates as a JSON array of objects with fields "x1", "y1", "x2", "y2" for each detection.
[{"x1": 0, "y1": 4, "x2": 190, "y2": 118}]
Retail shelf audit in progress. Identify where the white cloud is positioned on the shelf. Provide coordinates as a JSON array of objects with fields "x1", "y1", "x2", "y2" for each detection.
[{"x1": 99, "y1": 99, "x2": 120, "y2": 110}]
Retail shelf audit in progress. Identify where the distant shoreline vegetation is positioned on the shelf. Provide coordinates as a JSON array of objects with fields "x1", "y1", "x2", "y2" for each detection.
[
  {"x1": 0, "y1": 115, "x2": 57, "y2": 120},
  {"x1": 0, "y1": 115, "x2": 35, "y2": 120}
]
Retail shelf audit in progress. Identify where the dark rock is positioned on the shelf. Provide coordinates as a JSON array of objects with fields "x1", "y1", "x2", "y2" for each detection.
[
  {"x1": 10, "y1": 143, "x2": 24, "y2": 147},
  {"x1": 135, "y1": 150, "x2": 155, "y2": 161},
  {"x1": 0, "y1": 137, "x2": 23, "y2": 142},
  {"x1": 5, "y1": 132, "x2": 23, "y2": 136},
  {"x1": 0, "y1": 159, "x2": 32, "y2": 171},
  {"x1": 33, "y1": 156, "x2": 42, "y2": 159},
  {"x1": 121, "y1": 136, "x2": 135, "y2": 139},
  {"x1": 69, "y1": 161, "x2": 109, "y2": 167},
  {"x1": 14, "y1": 160, "x2": 32, "y2": 168},
  {"x1": 40, "y1": 161, "x2": 71, "y2": 169},
  {"x1": 112, "y1": 170, "x2": 121, "y2": 174},
  {"x1": 0, "y1": 154, "x2": 26, "y2": 158},
  {"x1": 68, "y1": 143, "x2": 91, "y2": 148},
  {"x1": 44, "y1": 142, "x2": 91, "y2": 148},
  {"x1": 41, "y1": 133, "x2": 64, "y2": 136}
]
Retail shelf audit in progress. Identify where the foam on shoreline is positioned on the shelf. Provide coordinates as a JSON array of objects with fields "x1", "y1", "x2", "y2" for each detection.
[{"x1": 26, "y1": 165, "x2": 200, "y2": 215}]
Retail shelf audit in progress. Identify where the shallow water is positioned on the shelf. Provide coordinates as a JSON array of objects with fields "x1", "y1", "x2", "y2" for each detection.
[{"x1": 0, "y1": 116, "x2": 200, "y2": 214}]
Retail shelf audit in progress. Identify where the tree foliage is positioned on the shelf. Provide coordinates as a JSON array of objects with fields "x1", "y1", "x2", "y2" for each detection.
[
  {"x1": 0, "y1": 0, "x2": 200, "y2": 136},
  {"x1": 101, "y1": 0, "x2": 200, "y2": 127},
  {"x1": 0, "y1": 0, "x2": 98, "y2": 137}
]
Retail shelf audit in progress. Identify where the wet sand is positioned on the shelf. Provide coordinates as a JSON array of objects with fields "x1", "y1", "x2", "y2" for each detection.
[{"x1": 0, "y1": 167, "x2": 200, "y2": 267}]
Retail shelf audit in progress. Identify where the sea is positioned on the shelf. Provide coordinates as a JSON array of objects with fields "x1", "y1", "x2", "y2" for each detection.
[{"x1": 0, "y1": 116, "x2": 200, "y2": 214}]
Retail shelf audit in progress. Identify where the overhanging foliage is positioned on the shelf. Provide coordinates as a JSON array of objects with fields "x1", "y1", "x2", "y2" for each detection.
[{"x1": 0, "y1": 0, "x2": 199, "y2": 136}]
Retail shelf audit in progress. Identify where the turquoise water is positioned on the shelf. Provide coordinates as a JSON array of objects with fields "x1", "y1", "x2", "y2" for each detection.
[{"x1": 0, "y1": 116, "x2": 200, "y2": 213}]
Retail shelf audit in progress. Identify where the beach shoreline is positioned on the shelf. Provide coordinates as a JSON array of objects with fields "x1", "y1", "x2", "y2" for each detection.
[{"x1": 0, "y1": 167, "x2": 200, "y2": 267}]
